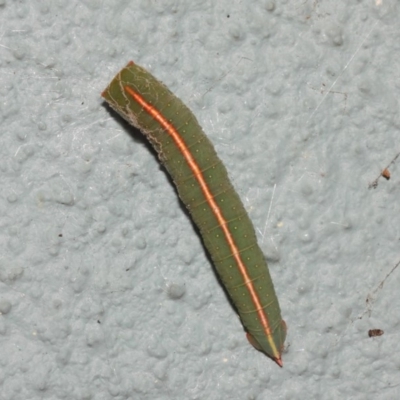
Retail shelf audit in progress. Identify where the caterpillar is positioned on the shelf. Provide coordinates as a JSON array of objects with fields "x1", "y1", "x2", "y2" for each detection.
[{"x1": 102, "y1": 61, "x2": 286, "y2": 366}]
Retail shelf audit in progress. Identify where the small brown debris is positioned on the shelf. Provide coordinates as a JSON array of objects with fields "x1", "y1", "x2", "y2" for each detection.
[
  {"x1": 368, "y1": 329, "x2": 384, "y2": 337},
  {"x1": 381, "y1": 169, "x2": 390, "y2": 180}
]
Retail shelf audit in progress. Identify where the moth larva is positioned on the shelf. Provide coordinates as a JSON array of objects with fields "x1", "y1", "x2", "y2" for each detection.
[{"x1": 102, "y1": 62, "x2": 286, "y2": 366}]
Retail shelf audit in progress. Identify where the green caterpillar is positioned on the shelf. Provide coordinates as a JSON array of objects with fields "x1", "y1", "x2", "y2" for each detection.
[{"x1": 102, "y1": 61, "x2": 286, "y2": 366}]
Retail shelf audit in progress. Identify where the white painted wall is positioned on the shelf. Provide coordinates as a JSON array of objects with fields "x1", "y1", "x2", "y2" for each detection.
[{"x1": 0, "y1": 1, "x2": 399, "y2": 399}]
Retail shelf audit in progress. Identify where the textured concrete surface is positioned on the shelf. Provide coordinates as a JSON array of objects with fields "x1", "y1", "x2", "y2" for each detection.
[{"x1": 1, "y1": 1, "x2": 399, "y2": 399}]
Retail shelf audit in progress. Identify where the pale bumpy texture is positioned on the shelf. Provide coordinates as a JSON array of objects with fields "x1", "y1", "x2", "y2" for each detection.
[{"x1": 2, "y1": 1, "x2": 398, "y2": 398}]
